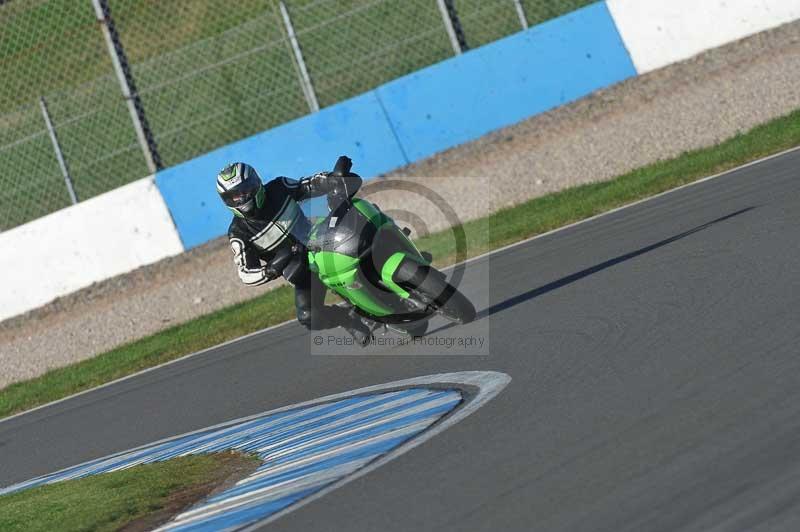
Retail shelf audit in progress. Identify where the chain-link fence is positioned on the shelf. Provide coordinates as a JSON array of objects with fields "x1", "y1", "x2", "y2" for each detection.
[
  {"x1": 0, "y1": 0, "x2": 596, "y2": 231},
  {"x1": 0, "y1": 0, "x2": 146, "y2": 229}
]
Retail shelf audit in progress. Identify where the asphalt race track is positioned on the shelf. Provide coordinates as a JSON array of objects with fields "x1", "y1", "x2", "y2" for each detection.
[{"x1": 2, "y1": 148, "x2": 799, "y2": 531}]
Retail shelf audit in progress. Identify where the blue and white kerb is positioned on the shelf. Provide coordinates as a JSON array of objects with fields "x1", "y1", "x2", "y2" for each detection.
[{"x1": 0, "y1": 371, "x2": 509, "y2": 531}]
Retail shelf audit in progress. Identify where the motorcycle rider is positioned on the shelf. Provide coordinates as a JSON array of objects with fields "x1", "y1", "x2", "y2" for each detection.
[{"x1": 216, "y1": 161, "x2": 373, "y2": 346}]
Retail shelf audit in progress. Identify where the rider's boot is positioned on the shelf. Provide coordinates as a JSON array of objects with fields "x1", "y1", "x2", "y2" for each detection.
[
  {"x1": 342, "y1": 318, "x2": 373, "y2": 348},
  {"x1": 326, "y1": 306, "x2": 373, "y2": 348},
  {"x1": 340, "y1": 311, "x2": 374, "y2": 347}
]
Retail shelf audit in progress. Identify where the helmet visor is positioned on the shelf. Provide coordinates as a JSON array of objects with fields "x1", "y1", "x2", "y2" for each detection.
[{"x1": 220, "y1": 177, "x2": 260, "y2": 208}]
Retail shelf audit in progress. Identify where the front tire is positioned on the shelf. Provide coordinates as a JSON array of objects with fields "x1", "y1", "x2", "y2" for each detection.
[
  {"x1": 433, "y1": 284, "x2": 476, "y2": 324},
  {"x1": 395, "y1": 259, "x2": 476, "y2": 324}
]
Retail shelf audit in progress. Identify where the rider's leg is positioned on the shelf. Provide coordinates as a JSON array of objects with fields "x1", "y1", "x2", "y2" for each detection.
[{"x1": 291, "y1": 260, "x2": 372, "y2": 346}]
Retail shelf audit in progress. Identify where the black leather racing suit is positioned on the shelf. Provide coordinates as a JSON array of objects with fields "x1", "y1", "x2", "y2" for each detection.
[{"x1": 227, "y1": 172, "x2": 362, "y2": 332}]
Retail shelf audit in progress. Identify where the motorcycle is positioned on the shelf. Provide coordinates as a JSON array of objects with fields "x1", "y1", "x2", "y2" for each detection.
[{"x1": 306, "y1": 156, "x2": 476, "y2": 338}]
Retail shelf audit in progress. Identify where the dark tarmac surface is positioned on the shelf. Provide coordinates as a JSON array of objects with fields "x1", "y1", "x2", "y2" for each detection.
[{"x1": 2, "y1": 149, "x2": 799, "y2": 531}]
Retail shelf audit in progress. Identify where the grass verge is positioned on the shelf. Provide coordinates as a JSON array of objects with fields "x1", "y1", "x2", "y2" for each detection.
[
  {"x1": 2, "y1": 108, "x2": 800, "y2": 419},
  {"x1": 0, "y1": 452, "x2": 259, "y2": 532}
]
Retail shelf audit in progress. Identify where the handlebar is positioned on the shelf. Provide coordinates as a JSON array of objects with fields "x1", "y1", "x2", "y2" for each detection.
[
  {"x1": 332, "y1": 155, "x2": 352, "y2": 177},
  {"x1": 327, "y1": 156, "x2": 354, "y2": 211}
]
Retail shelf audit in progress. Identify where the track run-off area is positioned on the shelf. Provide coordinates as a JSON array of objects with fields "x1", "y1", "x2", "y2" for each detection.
[{"x1": 1, "y1": 148, "x2": 799, "y2": 531}]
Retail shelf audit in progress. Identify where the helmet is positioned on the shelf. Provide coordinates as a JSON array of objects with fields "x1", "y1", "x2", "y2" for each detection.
[{"x1": 216, "y1": 162, "x2": 265, "y2": 217}]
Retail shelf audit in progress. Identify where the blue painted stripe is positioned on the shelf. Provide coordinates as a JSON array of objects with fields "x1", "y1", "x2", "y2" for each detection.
[
  {"x1": 240, "y1": 390, "x2": 449, "y2": 455},
  {"x1": 208, "y1": 401, "x2": 459, "y2": 501},
  {"x1": 260, "y1": 396, "x2": 460, "y2": 463},
  {"x1": 234, "y1": 395, "x2": 427, "y2": 455},
  {"x1": 194, "y1": 393, "x2": 408, "y2": 456},
  {"x1": 264, "y1": 401, "x2": 460, "y2": 468},
  {"x1": 167, "y1": 487, "x2": 319, "y2": 532},
  {"x1": 213, "y1": 434, "x2": 413, "y2": 500},
  {"x1": 192, "y1": 399, "x2": 376, "y2": 455}
]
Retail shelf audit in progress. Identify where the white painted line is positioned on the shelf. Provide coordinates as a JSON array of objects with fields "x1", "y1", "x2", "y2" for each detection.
[{"x1": 3, "y1": 144, "x2": 797, "y2": 425}]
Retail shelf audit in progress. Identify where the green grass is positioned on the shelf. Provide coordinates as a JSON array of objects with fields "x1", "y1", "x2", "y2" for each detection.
[
  {"x1": 0, "y1": 452, "x2": 259, "y2": 532},
  {"x1": 0, "y1": 0, "x2": 592, "y2": 230},
  {"x1": 457, "y1": 0, "x2": 597, "y2": 49},
  {"x1": 0, "y1": 284, "x2": 295, "y2": 418},
  {"x1": 1, "y1": 107, "x2": 800, "y2": 420},
  {"x1": 521, "y1": 0, "x2": 597, "y2": 27}
]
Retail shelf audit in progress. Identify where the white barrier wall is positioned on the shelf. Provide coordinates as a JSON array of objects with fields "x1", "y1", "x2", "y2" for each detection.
[
  {"x1": 607, "y1": 0, "x2": 800, "y2": 73},
  {"x1": 0, "y1": 177, "x2": 184, "y2": 321}
]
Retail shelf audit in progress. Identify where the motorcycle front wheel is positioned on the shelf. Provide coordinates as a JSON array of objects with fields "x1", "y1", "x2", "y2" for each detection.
[{"x1": 395, "y1": 259, "x2": 476, "y2": 324}]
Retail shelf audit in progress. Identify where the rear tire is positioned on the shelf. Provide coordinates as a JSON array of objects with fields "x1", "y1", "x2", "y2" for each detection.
[{"x1": 397, "y1": 320, "x2": 429, "y2": 337}]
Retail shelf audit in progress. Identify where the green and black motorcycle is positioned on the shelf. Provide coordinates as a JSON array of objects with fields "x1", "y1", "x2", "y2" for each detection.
[{"x1": 306, "y1": 156, "x2": 476, "y2": 337}]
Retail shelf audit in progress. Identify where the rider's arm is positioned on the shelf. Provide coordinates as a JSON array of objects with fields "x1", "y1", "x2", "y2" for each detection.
[
  {"x1": 281, "y1": 172, "x2": 362, "y2": 201},
  {"x1": 230, "y1": 238, "x2": 271, "y2": 286}
]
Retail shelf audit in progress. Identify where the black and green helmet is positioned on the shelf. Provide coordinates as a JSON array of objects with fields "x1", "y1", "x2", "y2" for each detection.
[{"x1": 216, "y1": 162, "x2": 265, "y2": 217}]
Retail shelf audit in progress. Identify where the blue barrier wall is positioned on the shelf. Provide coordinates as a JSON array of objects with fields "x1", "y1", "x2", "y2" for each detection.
[
  {"x1": 155, "y1": 91, "x2": 408, "y2": 249},
  {"x1": 377, "y1": 2, "x2": 636, "y2": 161},
  {"x1": 156, "y1": 1, "x2": 635, "y2": 250}
]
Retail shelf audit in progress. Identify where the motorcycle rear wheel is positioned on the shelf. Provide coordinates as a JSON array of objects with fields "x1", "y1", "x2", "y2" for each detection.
[{"x1": 392, "y1": 319, "x2": 429, "y2": 337}]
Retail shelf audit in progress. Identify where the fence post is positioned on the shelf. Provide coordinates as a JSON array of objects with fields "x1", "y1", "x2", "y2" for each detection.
[
  {"x1": 279, "y1": 1, "x2": 320, "y2": 113},
  {"x1": 437, "y1": 0, "x2": 468, "y2": 55},
  {"x1": 91, "y1": 0, "x2": 162, "y2": 173},
  {"x1": 39, "y1": 96, "x2": 79, "y2": 205},
  {"x1": 512, "y1": 0, "x2": 529, "y2": 29}
]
